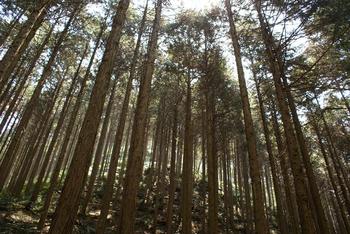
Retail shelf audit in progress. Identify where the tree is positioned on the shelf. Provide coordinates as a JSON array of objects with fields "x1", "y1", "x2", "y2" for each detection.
[
  {"x1": 48, "y1": 1, "x2": 131, "y2": 232},
  {"x1": 118, "y1": 0, "x2": 163, "y2": 232},
  {"x1": 225, "y1": 1, "x2": 268, "y2": 232}
]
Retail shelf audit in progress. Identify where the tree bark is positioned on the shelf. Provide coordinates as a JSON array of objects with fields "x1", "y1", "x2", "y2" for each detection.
[
  {"x1": 0, "y1": 0, "x2": 54, "y2": 94},
  {"x1": 0, "y1": 9, "x2": 77, "y2": 190},
  {"x1": 95, "y1": 2, "x2": 148, "y2": 232},
  {"x1": 254, "y1": 1, "x2": 317, "y2": 232},
  {"x1": 225, "y1": 1, "x2": 268, "y2": 232},
  {"x1": 48, "y1": 1, "x2": 130, "y2": 233},
  {"x1": 180, "y1": 73, "x2": 194, "y2": 234},
  {"x1": 118, "y1": 1, "x2": 163, "y2": 232}
]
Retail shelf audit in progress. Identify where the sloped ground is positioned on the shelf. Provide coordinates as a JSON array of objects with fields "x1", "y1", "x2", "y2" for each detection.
[{"x1": 0, "y1": 177, "x2": 266, "y2": 233}]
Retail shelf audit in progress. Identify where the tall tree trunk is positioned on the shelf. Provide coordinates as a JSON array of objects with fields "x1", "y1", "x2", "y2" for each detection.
[
  {"x1": 254, "y1": 1, "x2": 317, "y2": 232},
  {"x1": 29, "y1": 62, "x2": 81, "y2": 207},
  {"x1": 269, "y1": 97, "x2": 301, "y2": 233},
  {"x1": 0, "y1": 23, "x2": 55, "y2": 129},
  {"x1": 144, "y1": 105, "x2": 163, "y2": 205},
  {"x1": 0, "y1": 58, "x2": 26, "y2": 110},
  {"x1": 205, "y1": 77, "x2": 218, "y2": 233},
  {"x1": 24, "y1": 97, "x2": 63, "y2": 195},
  {"x1": 10, "y1": 104, "x2": 52, "y2": 196},
  {"x1": 95, "y1": 2, "x2": 148, "y2": 232},
  {"x1": 112, "y1": 106, "x2": 134, "y2": 213},
  {"x1": 199, "y1": 106, "x2": 207, "y2": 234},
  {"x1": 225, "y1": 1, "x2": 268, "y2": 232},
  {"x1": 36, "y1": 44, "x2": 90, "y2": 229},
  {"x1": 0, "y1": 9, "x2": 77, "y2": 190},
  {"x1": 0, "y1": 0, "x2": 54, "y2": 94},
  {"x1": 51, "y1": 29, "x2": 102, "y2": 191},
  {"x1": 311, "y1": 118, "x2": 350, "y2": 232},
  {"x1": 181, "y1": 76, "x2": 193, "y2": 234},
  {"x1": 252, "y1": 64, "x2": 288, "y2": 233},
  {"x1": 0, "y1": 7, "x2": 26, "y2": 47},
  {"x1": 80, "y1": 77, "x2": 117, "y2": 216},
  {"x1": 118, "y1": 1, "x2": 163, "y2": 232},
  {"x1": 282, "y1": 76, "x2": 330, "y2": 234},
  {"x1": 48, "y1": 1, "x2": 130, "y2": 233},
  {"x1": 314, "y1": 94, "x2": 350, "y2": 210},
  {"x1": 166, "y1": 104, "x2": 178, "y2": 234}
]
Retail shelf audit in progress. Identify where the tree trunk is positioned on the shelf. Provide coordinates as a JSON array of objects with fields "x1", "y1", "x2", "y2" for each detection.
[
  {"x1": 269, "y1": 97, "x2": 301, "y2": 233},
  {"x1": 0, "y1": 24, "x2": 55, "y2": 131},
  {"x1": 282, "y1": 76, "x2": 330, "y2": 234},
  {"x1": 0, "y1": 0, "x2": 54, "y2": 94},
  {"x1": 181, "y1": 74, "x2": 193, "y2": 234},
  {"x1": 166, "y1": 105, "x2": 178, "y2": 234},
  {"x1": 0, "y1": 7, "x2": 26, "y2": 47},
  {"x1": 48, "y1": 1, "x2": 130, "y2": 233},
  {"x1": 95, "y1": 3, "x2": 148, "y2": 232},
  {"x1": 254, "y1": 1, "x2": 317, "y2": 232},
  {"x1": 252, "y1": 64, "x2": 288, "y2": 234},
  {"x1": 118, "y1": 1, "x2": 163, "y2": 232},
  {"x1": 80, "y1": 78, "x2": 117, "y2": 216},
  {"x1": 36, "y1": 44, "x2": 90, "y2": 229},
  {"x1": 225, "y1": 1, "x2": 268, "y2": 232},
  {"x1": 311, "y1": 118, "x2": 350, "y2": 232},
  {"x1": 0, "y1": 9, "x2": 77, "y2": 190}
]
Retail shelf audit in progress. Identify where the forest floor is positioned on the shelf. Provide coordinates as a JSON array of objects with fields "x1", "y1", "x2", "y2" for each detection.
[{"x1": 0, "y1": 177, "x2": 271, "y2": 233}]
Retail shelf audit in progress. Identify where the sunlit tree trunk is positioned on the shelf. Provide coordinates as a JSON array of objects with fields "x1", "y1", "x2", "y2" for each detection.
[
  {"x1": 95, "y1": 3, "x2": 148, "y2": 232},
  {"x1": 0, "y1": 9, "x2": 77, "y2": 190},
  {"x1": 0, "y1": 0, "x2": 54, "y2": 93},
  {"x1": 225, "y1": 1, "x2": 268, "y2": 232},
  {"x1": 118, "y1": 1, "x2": 163, "y2": 232},
  {"x1": 48, "y1": 1, "x2": 130, "y2": 233},
  {"x1": 254, "y1": 1, "x2": 317, "y2": 232}
]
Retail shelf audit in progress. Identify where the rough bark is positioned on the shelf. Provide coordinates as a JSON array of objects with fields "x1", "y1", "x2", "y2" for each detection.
[
  {"x1": 254, "y1": 1, "x2": 317, "y2": 232},
  {"x1": 181, "y1": 75, "x2": 193, "y2": 234},
  {"x1": 0, "y1": 9, "x2": 77, "y2": 190},
  {"x1": 225, "y1": 1, "x2": 268, "y2": 232},
  {"x1": 0, "y1": 0, "x2": 54, "y2": 94},
  {"x1": 252, "y1": 65, "x2": 288, "y2": 234},
  {"x1": 118, "y1": 1, "x2": 163, "y2": 232},
  {"x1": 48, "y1": 1, "x2": 130, "y2": 233}
]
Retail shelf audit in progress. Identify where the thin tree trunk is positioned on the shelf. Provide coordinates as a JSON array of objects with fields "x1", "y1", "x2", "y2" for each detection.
[
  {"x1": 24, "y1": 102, "x2": 62, "y2": 196},
  {"x1": 166, "y1": 105, "x2": 178, "y2": 234},
  {"x1": 0, "y1": 23, "x2": 55, "y2": 122},
  {"x1": 205, "y1": 77, "x2": 218, "y2": 233},
  {"x1": 252, "y1": 65, "x2": 288, "y2": 234},
  {"x1": 0, "y1": 9, "x2": 77, "y2": 190},
  {"x1": 27, "y1": 68, "x2": 73, "y2": 206},
  {"x1": 0, "y1": 7, "x2": 26, "y2": 47},
  {"x1": 269, "y1": 97, "x2": 301, "y2": 233},
  {"x1": 0, "y1": 0, "x2": 54, "y2": 94},
  {"x1": 311, "y1": 119, "x2": 350, "y2": 232},
  {"x1": 36, "y1": 44, "x2": 90, "y2": 229}
]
